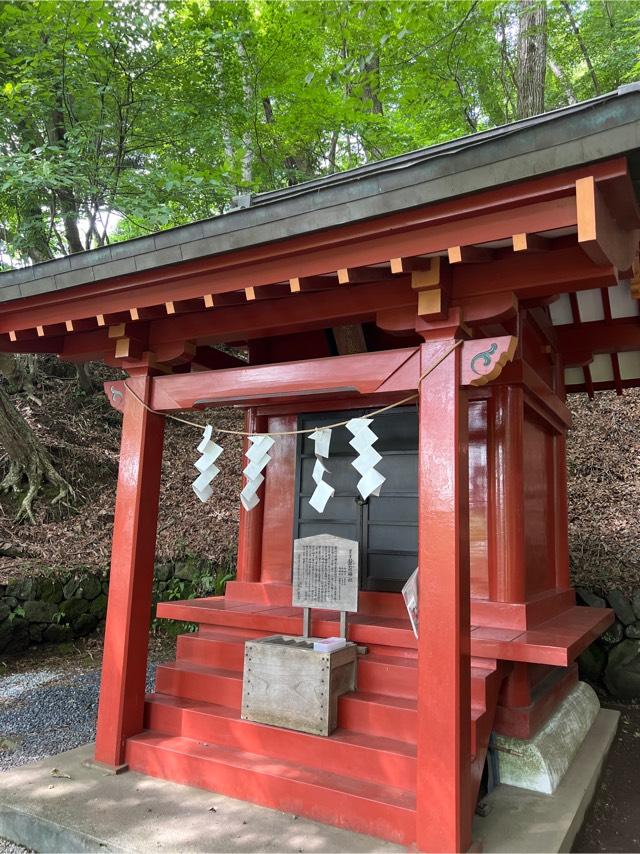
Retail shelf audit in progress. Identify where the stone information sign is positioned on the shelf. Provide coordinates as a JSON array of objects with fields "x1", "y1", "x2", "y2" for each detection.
[{"x1": 292, "y1": 534, "x2": 359, "y2": 613}]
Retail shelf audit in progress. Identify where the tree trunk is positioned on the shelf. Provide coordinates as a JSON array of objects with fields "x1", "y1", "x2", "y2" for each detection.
[
  {"x1": 516, "y1": 0, "x2": 547, "y2": 119},
  {"x1": 76, "y1": 361, "x2": 94, "y2": 393},
  {"x1": 0, "y1": 384, "x2": 73, "y2": 522},
  {"x1": 363, "y1": 53, "x2": 383, "y2": 116},
  {"x1": 560, "y1": 1, "x2": 601, "y2": 96}
]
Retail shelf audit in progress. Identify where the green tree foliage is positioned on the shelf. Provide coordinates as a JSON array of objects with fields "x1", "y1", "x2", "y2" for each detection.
[{"x1": 0, "y1": 0, "x2": 638, "y2": 262}]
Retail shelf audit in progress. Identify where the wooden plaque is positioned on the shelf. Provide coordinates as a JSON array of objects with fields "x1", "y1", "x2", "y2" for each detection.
[{"x1": 292, "y1": 534, "x2": 359, "y2": 613}]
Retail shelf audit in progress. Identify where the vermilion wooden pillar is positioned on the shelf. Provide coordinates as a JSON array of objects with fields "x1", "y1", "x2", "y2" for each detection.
[
  {"x1": 95, "y1": 375, "x2": 165, "y2": 768},
  {"x1": 416, "y1": 339, "x2": 472, "y2": 853},
  {"x1": 554, "y1": 432, "x2": 571, "y2": 589},
  {"x1": 236, "y1": 409, "x2": 267, "y2": 583},
  {"x1": 490, "y1": 385, "x2": 525, "y2": 602}
]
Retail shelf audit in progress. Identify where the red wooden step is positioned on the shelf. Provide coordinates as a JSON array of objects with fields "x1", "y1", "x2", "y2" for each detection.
[
  {"x1": 126, "y1": 731, "x2": 416, "y2": 846},
  {"x1": 155, "y1": 660, "x2": 243, "y2": 707},
  {"x1": 157, "y1": 598, "x2": 417, "y2": 651},
  {"x1": 339, "y1": 691, "x2": 417, "y2": 742},
  {"x1": 177, "y1": 631, "x2": 247, "y2": 671},
  {"x1": 163, "y1": 643, "x2": 495, "y2": 710},
  {"x1": 144, "y1": 693, "x2": 417, "y2": 790},
  {"x1": 337, "y1": 691, "x2": 483, "y2": 756}
]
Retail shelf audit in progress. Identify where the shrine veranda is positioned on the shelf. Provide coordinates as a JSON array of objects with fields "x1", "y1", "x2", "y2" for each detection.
[{"x1": 1, "y1": 86, "x2": 640, "y2": 851}]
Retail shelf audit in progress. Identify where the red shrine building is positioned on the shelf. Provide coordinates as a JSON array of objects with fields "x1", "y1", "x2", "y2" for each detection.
[{"x1": 2, "y1": 86, "x2": 640, "y2": 851}]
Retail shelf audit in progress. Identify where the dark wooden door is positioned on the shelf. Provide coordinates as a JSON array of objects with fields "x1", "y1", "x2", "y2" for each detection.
[{"x1": 295, "y1": 406, "x2": 418, "y2": 592}]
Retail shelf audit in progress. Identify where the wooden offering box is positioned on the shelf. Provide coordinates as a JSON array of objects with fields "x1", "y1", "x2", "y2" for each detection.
[{"x1": 241, "y1": 635, "x2": 357, "y2": 736}]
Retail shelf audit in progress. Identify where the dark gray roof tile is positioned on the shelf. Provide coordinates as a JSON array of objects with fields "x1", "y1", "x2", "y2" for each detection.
[
  {"x1": 69, "y1": 247, "x2": 112, "y2": 270},
  {"x1": 0, "y1": 284, "x2": 22, "y2": 301},
  {"x1": 20, "y1": 277, "x2": 56, "y2": 297},
  {"x1": 134, "y1": 245, "x2": 183, "y2": 272},
  {"x1": 54, "y1": 268, "x2": 95, "y2": 289},
  {"x1": 0, "y1": 266, "x2": 35, "y2": 285},
  {"x1": 93, "y1": 257, "x2": 137, "y2": 281},
  {"x1": 154, "y1": 222, "x2": 205, "y2": 249}
]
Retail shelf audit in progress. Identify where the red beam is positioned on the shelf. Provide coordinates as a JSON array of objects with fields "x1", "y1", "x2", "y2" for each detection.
[
  {"x1": 556, "y1": 317, "x2": 640, "y2": 364},
  {"x1": 55, "y1": 279, "x2": 418, "y2": 361},
  {"x1": 147, "y1": 347, "x2": 420, "y2": 411},
  {"x1": 452, "y1": 245, "x2": 617, "y2": 301}
]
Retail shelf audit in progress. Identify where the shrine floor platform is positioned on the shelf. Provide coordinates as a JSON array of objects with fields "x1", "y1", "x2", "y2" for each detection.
[
  {"x1": 0, "y1": 712, "x2": 618, "y2": 853},
  {"x1": 156, "y1": 590, "x2": 613, "y2": 667}
]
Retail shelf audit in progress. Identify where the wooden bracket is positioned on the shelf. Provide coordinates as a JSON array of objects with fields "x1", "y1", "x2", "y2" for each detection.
[
  {"x1": 460, "y1": 336, "x2": 518, "y2": 387},
  {"x1": 512, "y1": 233, "x2": 550, "y2": 253},
  {"x1": 577, "y1": 175, "x2": 640, "y2": 272},
  {"x1": 410, "y1": 257, "x2": 452, "y2": 319},
  {"x1": 448, "y1": 246, "x2": 493, "y2": 264}
]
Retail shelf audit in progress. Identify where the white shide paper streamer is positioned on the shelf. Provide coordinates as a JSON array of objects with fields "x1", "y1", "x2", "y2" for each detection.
[
  {"x1": 308, "y1": 428, "x2": 335, "y2": 513},
  {"x1": 192, "y1": 425, "x2": 224, "y2": 503},
  {"x1": 345, "y1": 417, "x2": 385, "y2": 500},
  {"x1": 240, "y1": 434, "x2": 275, "y2": 511}
]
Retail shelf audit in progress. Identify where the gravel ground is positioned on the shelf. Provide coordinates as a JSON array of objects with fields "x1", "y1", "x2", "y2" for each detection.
[
  {"x1": 0, "y1": 657, "x2": 157, "y2": 852},
  {"x1": 0, "y1": 664, "x2": 157, "y2": 772}
]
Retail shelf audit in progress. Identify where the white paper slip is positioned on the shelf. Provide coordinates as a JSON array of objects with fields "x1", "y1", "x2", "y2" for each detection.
[{"x1": 313, "y1": 637, "x2": 347, "y2": 653}]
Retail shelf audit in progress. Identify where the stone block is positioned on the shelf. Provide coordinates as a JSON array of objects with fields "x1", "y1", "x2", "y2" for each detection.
[
  {"x1": 0, "y1": 619, "x2": 12, "y2": 652},
  {"x1": 577, "y1": 642, "x2": 607, "y2": 682},
  {"x1": 3, "y1": 597, "x2": 17, "y2": 609},
  {"x1": 59, "y1": 598, "x2": 89, "y2": 622},
  {"x1": 62, "y1": 577, "x2": 80, "y2": 600},
  {"x1": 601, "y1": 620, "x2": 625, "y2": 646},
  {"x1": 495, "y1": 681, "x2": 600, "y2": 794},
  {"x1": 604, "y1": 639, "x2": 640, "y2": 702},
  {"x1": 6, "y1": 578, "x2": 34, "y2": 601},
  {"x1": 23, "y1": 600, "x2": 58, "y2": 623},
  {"x1": 625, "y1": 621, "x2": 640, "y2": 639},
  {"x1": 607, "y1": 589, "x2": 636, "y2": 625},
  {"x1": 0, "y1": 602, "x2": 9, "y2": 622},
  {"x1": 154, "y1": 563, "x2": 173, "y2": 582},
  {"x1": 89, "y1": 594, "x2": 107, "y2": 616},
  {"x1": 43, "y1": 623, "x2": 72, "y2": 644},
  {"x1": 74, "y1": 576, "x2": 102, "y2": 601},
  {"x1": 175, "y1": 560, "x2": 199, "y2": 581},
  {"x1": 4, "y1": 617, "x2": 29, "y2": 654},
  {"x1": 29, "y1": 623, "x2": 45, "y2": 643},
  {"x1": 72, "y1": 613, "x2": 98, "y2": 637},
  {"x1": 632, "y1": 588, "x2": 640, "y2": 621},
  {"x1": 35, "y1": 578, "x2": 64, "y2": 604},
  {"x1": 576, "y1": 587, "x2": 606, "y2": 609}
]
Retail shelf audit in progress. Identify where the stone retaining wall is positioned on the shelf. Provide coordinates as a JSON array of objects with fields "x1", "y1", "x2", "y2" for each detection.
[
  {"x1": 577, "y1": 587, "x2": 640, "y2": 702},
  {"x1": 0, "y1": 556, "x2": 225, "y2": 656}
]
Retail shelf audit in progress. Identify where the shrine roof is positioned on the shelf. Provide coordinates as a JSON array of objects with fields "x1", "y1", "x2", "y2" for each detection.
[{"x1": 1, "y1": 83, "x2": 639, "y2": 303}]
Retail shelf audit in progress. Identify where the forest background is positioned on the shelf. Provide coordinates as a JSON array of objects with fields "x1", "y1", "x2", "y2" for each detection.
[{"x1": 0, "y1": 0, "x2": 638, "y2": 594}]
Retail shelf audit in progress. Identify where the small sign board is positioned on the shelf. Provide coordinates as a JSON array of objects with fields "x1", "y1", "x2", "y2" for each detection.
[{"x1": 292, "y1": 534, "x2": 359, "y2": 613}]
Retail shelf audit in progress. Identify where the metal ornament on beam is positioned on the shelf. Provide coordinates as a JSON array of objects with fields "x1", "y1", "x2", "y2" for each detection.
[{"x1": 460, "y1": 335, "x2": 518, "y2": 386}]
